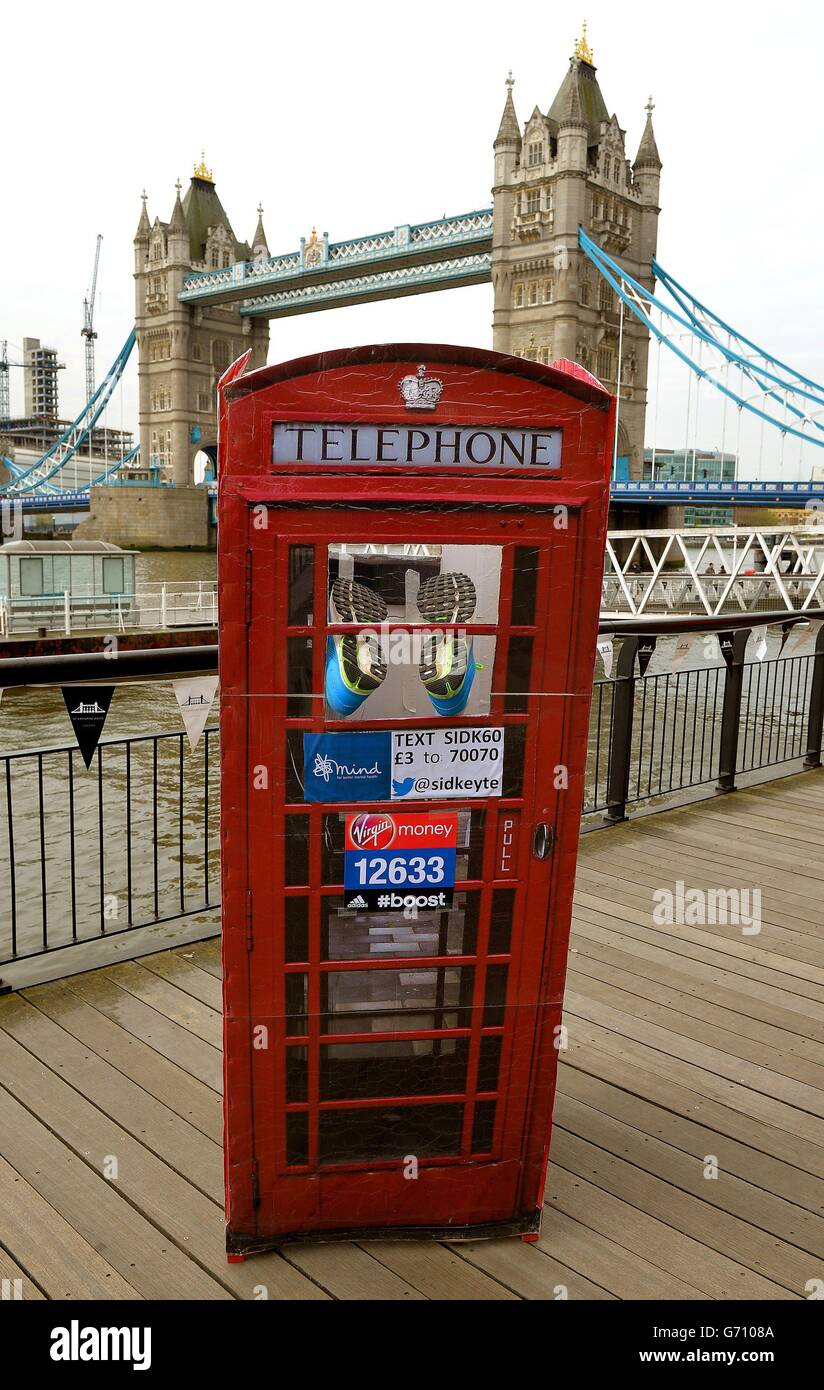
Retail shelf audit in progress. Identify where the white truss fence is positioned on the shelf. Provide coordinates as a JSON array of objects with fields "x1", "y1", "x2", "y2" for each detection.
[{"x1": 602, "y1": 526, "x2": 824, "y2": 617}]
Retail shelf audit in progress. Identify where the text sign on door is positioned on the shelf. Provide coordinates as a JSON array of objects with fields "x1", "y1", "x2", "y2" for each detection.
[
  {"x1": 343, "y1": 811, "x2": 458, "y2": 912},
  {"x1": 391, "y1": 727, "x2": 505, "y2": 800}
]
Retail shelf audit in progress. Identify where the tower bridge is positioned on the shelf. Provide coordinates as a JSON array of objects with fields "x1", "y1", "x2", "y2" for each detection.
[
  {"x1": 7, "y1": 27, "x2": 824, "y2": 550},
  {"x1": 68, "y1": 26, "x2": 661, "y2": 547}
]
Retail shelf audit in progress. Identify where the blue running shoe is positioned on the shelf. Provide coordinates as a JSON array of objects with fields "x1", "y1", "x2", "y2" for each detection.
[
  {"x1": 417, "y1": 572, "x2": 478, "y2": 716},
  {"x1": 325, "y1": 578, "x2": 388, "y2": 717}
]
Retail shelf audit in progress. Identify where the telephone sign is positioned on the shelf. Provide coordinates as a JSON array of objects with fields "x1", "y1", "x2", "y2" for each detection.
[{"x1": 218, "y1": 343, "x2": 614, "y2": 1254}]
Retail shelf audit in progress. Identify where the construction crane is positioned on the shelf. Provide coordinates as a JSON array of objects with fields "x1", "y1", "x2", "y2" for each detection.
[{"x1": 82, "y1": 234, "x2": 103, "y2": 404}]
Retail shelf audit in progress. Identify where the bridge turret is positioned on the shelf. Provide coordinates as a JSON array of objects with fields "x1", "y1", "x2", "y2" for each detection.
[
  {"x1": 251, "y1": 204, "x2": 270, "y2": 260},
  {"x1": 633, "y1": 98, "x2": 662, "y2": 282}
]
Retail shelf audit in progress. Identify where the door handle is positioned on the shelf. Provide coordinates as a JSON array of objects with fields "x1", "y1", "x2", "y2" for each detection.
[{"x1": 532, "y1": 822, "x2": 554, "y2": 860}]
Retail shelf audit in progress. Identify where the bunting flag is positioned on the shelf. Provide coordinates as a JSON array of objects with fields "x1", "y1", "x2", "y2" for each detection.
[
  {"x1": 637, "y1": 638, "x2": 657, "y2": 676},
  {"x1": 783, "y1": 619, "x2": 823, "y2": 661},
  {"x1": 718, "y1": 632, "x2": 736, "y2": 670},
  {"x1": 62, "y1": 686, "x2": 115, "y2": 769},
  {"x1": 173, "y1": 675, "x2": 219, "y2": 750},
  {"x1": 671, "y1": 634, "x2": 699, "y2": 671},
  {"x1": 597, "y1": 638, "x2": 614, "y2": 679},
  {"x1": 751, "y1": 625, "x2": 769, "y2": 663}
]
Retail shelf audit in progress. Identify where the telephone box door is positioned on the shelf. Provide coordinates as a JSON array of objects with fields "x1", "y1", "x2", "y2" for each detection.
[{"x1": 230, "y1": 500, "x2": 589, "y2": 1240}]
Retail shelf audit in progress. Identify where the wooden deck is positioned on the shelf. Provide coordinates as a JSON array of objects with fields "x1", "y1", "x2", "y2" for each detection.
[{"x1": 2, "y1": 770, "x2": 823, "y2": 1300}]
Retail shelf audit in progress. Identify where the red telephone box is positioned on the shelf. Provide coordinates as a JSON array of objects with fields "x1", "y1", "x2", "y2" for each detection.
[{"x1": 217, "y1": 344, "x2": 614, "y2": 1254}]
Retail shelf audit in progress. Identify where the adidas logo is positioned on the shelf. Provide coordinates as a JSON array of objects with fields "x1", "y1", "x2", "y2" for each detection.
[{"x1": 347, "y1": 894, "x2": 368, "y2": 909}]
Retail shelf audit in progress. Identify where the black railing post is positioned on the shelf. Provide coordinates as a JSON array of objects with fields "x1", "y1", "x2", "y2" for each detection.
[
  {"x1": 716, "y1": 628, "x2": 751, "y2": 794},
  {"x1": 604, "y1": 635, "x2": 639, "y2": 824},
  {"x1": 803, "y1": 623, "x2": 824, "y2": 769}
]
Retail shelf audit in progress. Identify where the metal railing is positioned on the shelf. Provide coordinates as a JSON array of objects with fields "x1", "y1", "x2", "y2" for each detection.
[
  {"x1": 0, "y1": 582, "x2": 218, "y2": 636},
  {"x1": 1, "y1": 609, "x2": 823, "y2": 969},
  {"x1": 0, "y1": 728, "x2": 219, "y2": 967}
]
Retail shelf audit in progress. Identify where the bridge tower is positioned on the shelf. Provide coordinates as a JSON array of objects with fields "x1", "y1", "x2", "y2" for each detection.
[
  {"x1": 491, "y1": 26, "x2": 662, "y2": 478},
  {"x1": 133, "y1": 157, "x2": 269, "y2": 490}
]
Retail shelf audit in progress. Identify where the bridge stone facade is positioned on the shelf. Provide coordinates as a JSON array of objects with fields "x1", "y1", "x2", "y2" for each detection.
[
  {"x1": 133, "y1": 157, "x2": 269, "y2": 488},
  {"x1": 491, "y1": 30, "x2": 661, "y2": 477}
]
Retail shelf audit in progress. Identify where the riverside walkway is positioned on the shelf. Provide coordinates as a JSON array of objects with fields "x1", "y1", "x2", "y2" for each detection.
[{"x1": 1, "y1": 771, "x2": 822, "y2": 1300}]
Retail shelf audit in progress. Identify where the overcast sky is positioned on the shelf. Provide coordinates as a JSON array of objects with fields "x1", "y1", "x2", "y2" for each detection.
[{"x1": 2, "y1": 0, "x2": 822, "y2": 475}]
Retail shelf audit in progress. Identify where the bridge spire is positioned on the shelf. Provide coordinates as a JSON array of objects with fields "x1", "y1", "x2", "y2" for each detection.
[
  {"x1": 252, "y1": 203, "x2": 269, "y2": 258},
  {"x1": 495, "y1": 71, "x2": 521, "y2": 148},
  {"x1": 634, "y1": 97, "x2": 662, "y2": 171},
  {"x1": 134, "y1": 189, "x2": 151, "y2": 243}
]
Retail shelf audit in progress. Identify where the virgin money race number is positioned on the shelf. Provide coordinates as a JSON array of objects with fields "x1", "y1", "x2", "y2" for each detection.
[{"x1": 349, "y1": 854, "x2": 447, "y2": 889}]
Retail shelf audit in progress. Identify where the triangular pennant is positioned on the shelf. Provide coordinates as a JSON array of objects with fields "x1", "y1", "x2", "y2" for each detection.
[
  {"x1": 751, "y1": 624, "x2": 769, "y2": 663},
  {"x1": 173, "y1": 675, "x2": 218, "y2": 751},
  {"x1": 597, "y1": 638, "x2": 614, "y2": 679},
  {"x1": 783, "y1": 618, "x2": 823, "y2": 661},
  {"x1": 62, "y1": 686, "x2": 115, "y2": 769},
  {"x1": 636, "y1": 637, "x2": 657, "y2": 676},
  {"x1": 671, "y1": 634, "x2": 698, "y2": 671},
  {"x1": 718, "y1": 632, "x2": 736, "y2": 671}
]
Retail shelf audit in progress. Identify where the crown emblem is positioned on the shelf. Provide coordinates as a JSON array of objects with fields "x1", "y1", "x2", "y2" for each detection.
[{"x1": 399, "y1": 364, "x2": 443, "y2": 410}]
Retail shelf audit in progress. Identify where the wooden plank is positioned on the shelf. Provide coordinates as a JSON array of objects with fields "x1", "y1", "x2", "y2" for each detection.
[
  {"x1": 550, "y1": 1129, "x2": 805, "y2": 1296},
  {"x1": 584, "y1": 831, "x2": 824, "y2": 916},
  {"x1": 104, "y1": 961, "x2": 223, "y2": 1047},
  {"x1": 554, "y1": 1092, "x2": 824, "y2": 1258},
  {"x1": 358, "y1": 1240, "x2": 519, "y2": 1300},
  {"x1": 568, "y1": 926, "x2": 824, "y2": 1048},
  {"x1": 536, "y1": 1207, "x2": 705, "y2": 1299},
  {"x1": 630, "y1": 816, "x2": 824, "y2": 885},
  {"x1": 563, "y1": 987, "x2": 824, "y2": 1120},
  {"x1": 0, "y1": 1154, "x2": 142, "y2": 1300},
  {"x1": 22, "y1": 981, "x2": 222, "y2": 1142},
  {"x1": 561, "y1": 1035, "x2": 824, "y2": 1186},
  {"x1": 571, "y1": 914, "x2": 824, "y2": 1032},
  {"x1": 281, "y1": 1242, "x2": 426, "y2": 1300},
  {"x1": 448, "y1": 1238, "x2": 615, "y2": 1300},
  {"x1": 0, "y1": 1247, "x2": 45, "y2": 1301},
  {"x1": 558, "y1": 1064, "x2": 824, "y2": 1218},
  {"x1": 139, "y1": 951, "x2": 223, "y2": 1011},
  {"x1": 546, "y1": 1164, "x2": 790, "y2": 1300},
  {"x1": 560, "y1": 1013, "x2": 824, "y2": 1163},
  {"x1": 0, "y1": 1084, "x2": 230, "y2": 1301},
  {"x1": 0, "y1": 1028, "x2": 325, "y2": 1301},
  {"x1": 0, "y1": 994, "x2": 224, "y2": 1202},
  {"x1": 175, "y1": 938, "x2": 222, "y2": 978},
  {"x1": 576, "y1": 864, "x2": 824, "y2": 949},
  {"x1": 566, "y1": 962, "x2": 824, "y2": 1090},
  {"x1": 65, "y1": 970, "x2": 223, "y2": 1092},
  {"x1": 573, "y1": 900, "x2": 824, "y2": 1000}
]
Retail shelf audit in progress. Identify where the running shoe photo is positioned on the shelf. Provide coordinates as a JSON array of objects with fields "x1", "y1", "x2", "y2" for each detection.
[
  {"x1": 325, "y1": 577, "x2": 388, "y2": 716},
  {"x1": 416, "y1": 571, "x2": 478, "y2": 716}
]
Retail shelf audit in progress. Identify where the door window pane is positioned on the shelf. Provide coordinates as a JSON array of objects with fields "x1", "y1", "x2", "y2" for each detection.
[
  {"x1": 320, "y1": 1038, "x2": 470, "y2": 1100},
  {"x1": 322, "y1": 892, "x2": 478, "y2": 961},
  {"x1": 288, "y1": 545, "x2": 315, "y2": 625},
  {"x1": 325, "y1": 541, "x2": 501, "y2": 722},
  {"x1": 319, "y1": 1103, "x2": 463, "y2": 1165},
  {"x1": 321, "y1": 965, "x2": 474, "y2": 1034}
]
